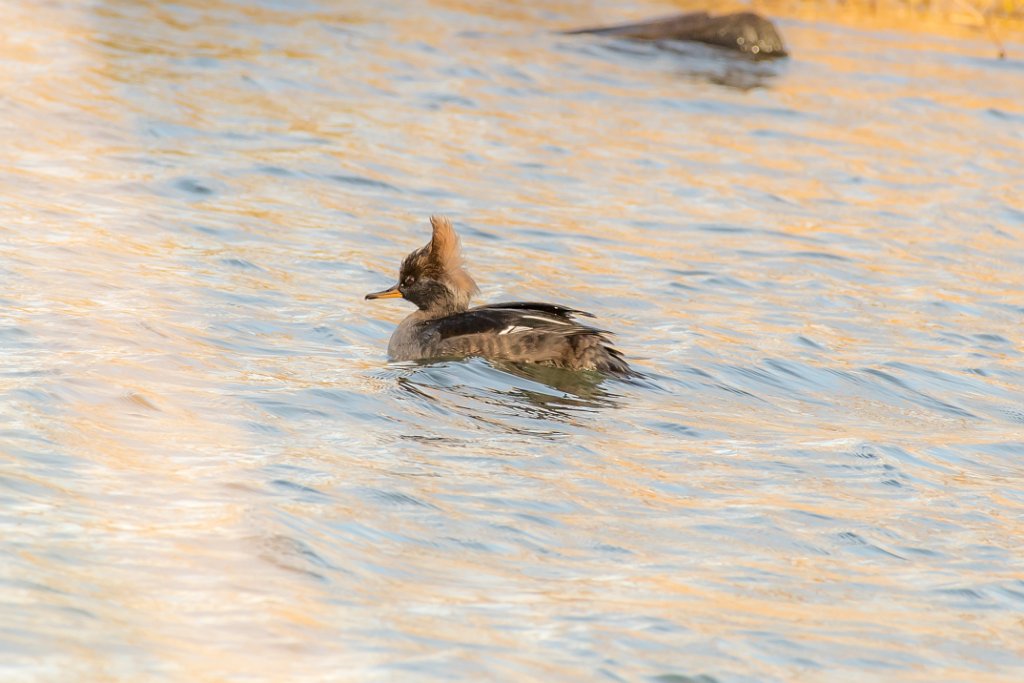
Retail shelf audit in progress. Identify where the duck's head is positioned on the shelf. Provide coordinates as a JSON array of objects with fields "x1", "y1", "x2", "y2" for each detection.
[{"x1": 365, "y1": 215, "x2": 479, "y2": 315}]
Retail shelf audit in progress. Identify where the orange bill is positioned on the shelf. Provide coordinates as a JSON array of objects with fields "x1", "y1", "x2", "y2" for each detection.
[{"x1": 365, "y1": 284, "x2": 403, "y2": 300}]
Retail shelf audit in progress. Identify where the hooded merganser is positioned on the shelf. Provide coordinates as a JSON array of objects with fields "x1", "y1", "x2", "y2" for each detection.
[{"x1": 365, "y1": 216, "x2": 631, "y2": 375}]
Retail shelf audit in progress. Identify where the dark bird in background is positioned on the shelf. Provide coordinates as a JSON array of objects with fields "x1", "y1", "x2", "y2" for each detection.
[
  {"x1": 366, "y1": 216, "x2": 632, "y2": 376},
  {"x1": 565, "y1": 11, "x2": 787, "y2": 58}
]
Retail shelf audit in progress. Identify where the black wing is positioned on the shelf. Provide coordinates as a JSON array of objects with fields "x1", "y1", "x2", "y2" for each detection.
[
  {"x1": 426, "y1": 304, "x2": 603, "y2": 343},
  {"x1": 476, "y1": 301, "x2": 595, "y2": 319}
]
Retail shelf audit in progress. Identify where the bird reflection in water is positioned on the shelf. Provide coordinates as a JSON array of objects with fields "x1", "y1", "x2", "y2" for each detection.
[{"x1": 387, "y1": 357, "x2": 629, "y2": 432}]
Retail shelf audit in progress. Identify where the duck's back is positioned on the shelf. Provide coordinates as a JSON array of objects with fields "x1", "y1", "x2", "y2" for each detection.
[{"x1": 392, "y1": 302, "x2": 631, "y2": 375}]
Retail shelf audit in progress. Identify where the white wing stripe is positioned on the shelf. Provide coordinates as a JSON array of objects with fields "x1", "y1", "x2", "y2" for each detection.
[
  {"x1": 519, "y1": 315, "x2": 570, "y2": 325},
  {"x1": 498, "y1": 325, "x2": 532, "y2": 335}
]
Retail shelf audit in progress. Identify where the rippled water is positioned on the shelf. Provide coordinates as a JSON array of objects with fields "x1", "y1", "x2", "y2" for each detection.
[{"x1": 2, "y1": 1, "x2": 1023, "y2": 681}]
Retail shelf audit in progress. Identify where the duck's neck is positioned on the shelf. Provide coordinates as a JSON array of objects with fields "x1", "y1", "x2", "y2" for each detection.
[
  {"x1": 417, "y1": 301, "x2": 468, "y2": 320},
  {"x1": 416, "y1": 291, "x2": 471, "y2": 320}
]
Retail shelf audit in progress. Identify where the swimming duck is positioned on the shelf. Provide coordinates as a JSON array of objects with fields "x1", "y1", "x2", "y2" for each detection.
[{"x1": 365, "y1": 216, "x2": 631, "y2": 375}]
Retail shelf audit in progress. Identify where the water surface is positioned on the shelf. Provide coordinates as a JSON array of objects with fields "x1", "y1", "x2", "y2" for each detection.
[{"x1": 2, "y1": 1, "x2": 1023, "y2": 681}]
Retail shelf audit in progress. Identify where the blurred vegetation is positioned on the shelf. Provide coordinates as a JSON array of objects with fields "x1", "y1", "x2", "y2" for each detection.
[
  {"x1": 750, "y1": 0, "x2": 1024, "y2": 57},
  {"x1": 758, "y1": 0, "x2": 1024, "y2": 18}
]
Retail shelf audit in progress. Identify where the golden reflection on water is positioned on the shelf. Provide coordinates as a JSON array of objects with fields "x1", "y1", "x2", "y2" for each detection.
[{"x1": 2, "y1": 0, "x2": 1023, "y2": 680}]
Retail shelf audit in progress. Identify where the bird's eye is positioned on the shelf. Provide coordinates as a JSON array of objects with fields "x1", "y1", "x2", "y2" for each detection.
[{"x1": 403, "y1": 275, "x2": 416, "y2": 287}]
